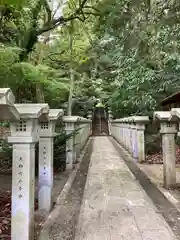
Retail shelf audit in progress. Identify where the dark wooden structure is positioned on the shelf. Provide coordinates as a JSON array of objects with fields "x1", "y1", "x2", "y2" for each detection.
[
  {"x1": 92, "y1": 107, "x2": 109, "y2": 136},
  {"x1": 161, "y1": 91, "x2": 180, "y2": 110}
]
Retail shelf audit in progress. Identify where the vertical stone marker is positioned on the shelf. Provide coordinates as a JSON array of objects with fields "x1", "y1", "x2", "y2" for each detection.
[
  {"x1": 133, "y1": 116, "x2": 149, "y2": 162},
  {"x1": 64, "y1": 116, "x2": 80, "y2": 170},
  {"x1": 8, "y1": 103, "x2": 49, "y2": 240},
  {"x1": 111, "y1": 119, "x2": 121, "y2": 143},
  {"x1": 38, "y1": 109, "x2": 64, "y2": 212},
  {"x1": 78, "y1": 118, "x2": 90, "y2": 150},
  {"x1": 131, "y1": 121, "x2": 138, "y2": 159},
  {"x1": 154, "y1": 111, "x2": 177, "y2": 188},
  {"x1": 128, "y1": 118, "x2": 133, "y2": 154}
]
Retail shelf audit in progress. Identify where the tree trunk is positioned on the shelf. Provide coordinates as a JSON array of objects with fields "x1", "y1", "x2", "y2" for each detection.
[
  {"x1": 67, "y1": 21, "x2": 74, "y2": 115},
  {"x1": 35, "y1": 31, "x2": 50, "y2": 103},
  {"x1": 36, "y1": 82, "x2": 45, "y2": 103}
]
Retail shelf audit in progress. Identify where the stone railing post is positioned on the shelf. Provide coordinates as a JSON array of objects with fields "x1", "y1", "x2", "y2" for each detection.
[
  {"x1": 128, "y1": 118, "x2": 133, "y2": 155},
  {"x1": 154, "y1": 111, "x2": 177, "y2": 188},
  {"x1": 123, "y1": 120, "x2": 126, "y2": 148},
  {"x1": 133, "y1": 116, "x2": 149, "y2": 162},
  {"x1": 109, "y1": 120, "x2": 114, "y2": 138},
  {"x1": 64, "y1": 116, "x2": 91, "y2": 169},
  {"x1": 74, "y1": 121, "x2": 80, "y2": 159},
  {"x1": 131, "y1": 122, "x2": 138, "y2": 159},
  {"x1": 87, "y1": 111, "x2": 92, "y2": 135},
  {"x1": 127, "y1": 120, "x2": 131, "y2": 152},
  {"x1": 119, "y1": 122, "x2": 122, "y2": 143},
  {"x1": 110, "y1": 119, "x2": 121, "y2": 142},
  {"x1": 78, "y1": 118, "x2": 91, "y2": 151},
  {"x1": 108, "y1": 109, "x2": 113, "y2": 120},
  {"x1": 38, "y1": 109, "x2": 63, "y2": 213},
  {"x1": 8, "y1": 103, "x2": 49, "y2": 240},
  {"x1": 111, "y1": 116, "x2": 148, "y2": 162},
  {"x1": 124, "y1": 119, "x2": 128, "y2": 149},
  {"x1": 63, "y1": 116, "x2": 77, "y2": 170}
]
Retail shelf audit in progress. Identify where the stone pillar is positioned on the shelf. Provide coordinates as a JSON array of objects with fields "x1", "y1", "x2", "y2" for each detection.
[
  {"x1": 136, "y1": 123, "x2": 146, "y2": 162},
  {"x1": 132, "y1": 123, "x2": 138, "y2": 159},
  {"x1": 124, "y1": 123, "x2": 128, "y2": 149},
  {"x1": 38, "y1": 109, "x2": 63, "y2": 212},
  {"x1": 87, "y1": 111, "x2": 92, "y2": 135},
  {"x1": 8, "y1": 103, "x2": 49, "y2": 240},
  {"x1": 38, "y1": 137, "x2": 54, "y2": 212},
  {"x1": 127, "y1": 122, "x2": 131, "y2": 152},
  {"x1": 122, "y1": 123, "x2": 125, "y2": 146},
  {"x1": 108, "y1": 110, "x2": 113, "y2": 120},
  {"x1": 160, "y1": 122, "x2": 177, "y2": 188},
  {"x1": 11, "y1": 142, "x2": 36, "y2": 240},
  {"x1": 129, "y1": 122, "x2": 133, "y2": 154},
  {"x1": 65, "y1": 121, "x2": 75, "y2": 170}
]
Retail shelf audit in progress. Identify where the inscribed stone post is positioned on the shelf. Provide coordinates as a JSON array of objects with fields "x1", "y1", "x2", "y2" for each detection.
[
  {"x1": 154, "y1": 111, "x2": 177, "y2": 188},
  {"x1": 64, "y1": 116, "x2": 80, "y2": 170},
  {"x1": 38, "y1": 109, "x2": 63, "y2": 212},
  {"x1": 8, "y1": 103, "x2": 49, "y2": 240},
  {"x1": 160, "y1": 122, "x2": 177, "y2": 188},
  {"x1": 133, "y1": 116, "x2": 149, "y2": 162}
]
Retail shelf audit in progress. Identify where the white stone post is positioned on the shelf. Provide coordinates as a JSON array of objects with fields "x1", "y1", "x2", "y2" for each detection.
[
  {"x1": 65, "y1": 122, "x2": 75, "y2": 170},
  {"x1": 131, "y1": 123, "x2": 138, "y2": 159},
  {"x1": 8, "y1": 103, "x2": 49, "y2": 240},
  {"x1": 160, "y1": 122, "x2": 177, "y2": 188},
  {"x1": 133, "y1": 116, "x2": 149, "y2": 162},
  {"x1": 87, "y1": 111, "x2": 92, "y2": 135},
  {"x1": 129, "y1": 120, "x2": 133, "y2": 154},
  {"x1": 136, "y1": 124, "x2": 145, "y2": 162},
  {"x1": 115, "y1": 123, "x2": 120, "y2": 142},
  {"x1": 64, "y1": 116, "x2": 83, "y2": 170},
  {"x1": 154, "y1": 111, "x2": 178, "y2": 188},
  {"x1": 111, "y1": 120, "x2": 121, "y2": 142},
  {"x1": 74, "y1": 122, "x2": 80, "y2": 159},
  {"x1": 124, "y1": 120, "x2": 128, "y2": 149},
  {"x1": 122, "y1": 122, "x2": 125, "y2": 144},
  {"x1": 38, "y1": 109, "x2": 63, "y2": 212},
  {"x1": 127, "y1": 122, "x2": 131, "y2": 152}
]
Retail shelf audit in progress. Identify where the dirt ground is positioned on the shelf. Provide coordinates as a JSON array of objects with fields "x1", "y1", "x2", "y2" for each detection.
[
  {"x1": 138, "y1": 163, "x2": 180, "y2": 211},
  {"x1": 0, "y1": 171, "x2": 70, "y2": 201},
  {"x1": 0, "y1": 171, "x2": 70, "y2": 239}
]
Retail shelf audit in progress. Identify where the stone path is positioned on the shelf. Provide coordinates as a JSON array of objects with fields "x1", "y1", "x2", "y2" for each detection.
[{"x1": 75, "y1": 137, "x2": 176, "y2": 240}]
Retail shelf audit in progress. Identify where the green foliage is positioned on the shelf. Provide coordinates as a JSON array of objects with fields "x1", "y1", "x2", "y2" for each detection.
[{"x1": 79, "y1": 0, "x2": 180, "y2": 117}]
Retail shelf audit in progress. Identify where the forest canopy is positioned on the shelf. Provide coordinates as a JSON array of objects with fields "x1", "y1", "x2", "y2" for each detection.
[{"x1": 1, "y1": 0, "x2": 180, "y2": 117}]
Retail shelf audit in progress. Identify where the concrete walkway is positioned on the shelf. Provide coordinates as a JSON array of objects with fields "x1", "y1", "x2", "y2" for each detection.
[{"x1": 75, "y1": 137, "x2": 176, "y2": 240}]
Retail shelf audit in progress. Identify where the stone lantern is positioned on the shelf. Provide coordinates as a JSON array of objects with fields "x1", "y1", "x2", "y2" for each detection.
[
  {"x1": 171, "y1": 108, "x2": 180, "y2": 136},
  {"x1": 8, "y1": 103, "x2": 49, "y2": 240},
  {"x1": 0, "y1": 88, "x2": 19, "y2": 120},
  {"x1": 38, "y1": 109, "x2": 64, "y2": 212},
  {"x1": 154, "y1": 111, "x2": 177, "y2": 188}
]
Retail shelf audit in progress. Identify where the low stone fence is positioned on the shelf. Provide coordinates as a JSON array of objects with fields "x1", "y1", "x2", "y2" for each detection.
[
  {"x1": 0, "y1": 88, "x2": 91, "y2": 240},
  {"x1": 109, "y1": 110, "x2": 180, "y2": 189}
]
